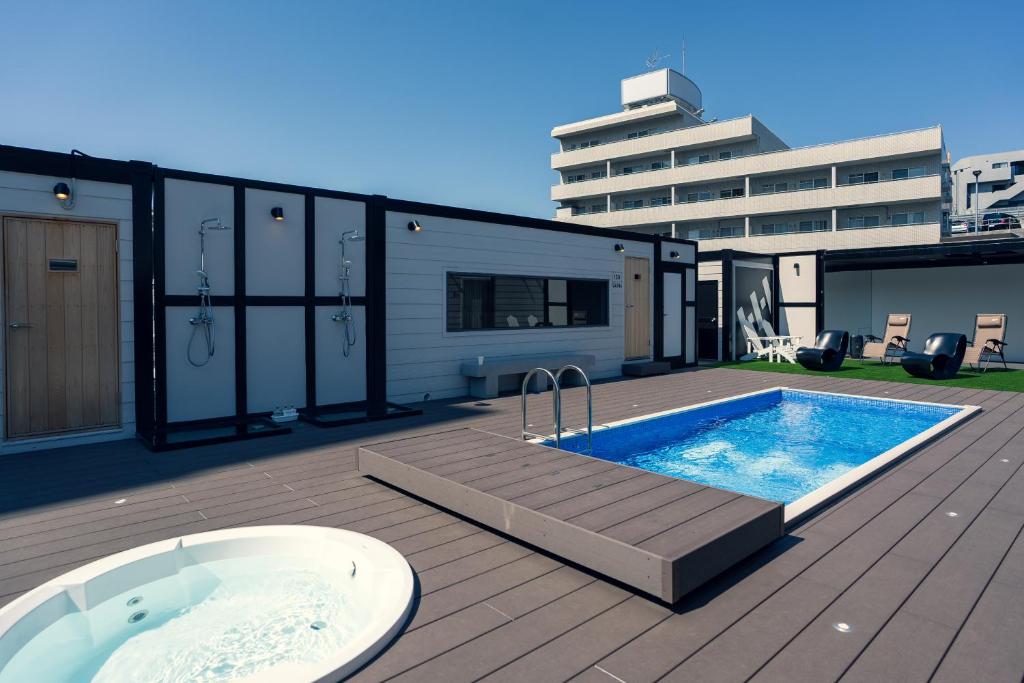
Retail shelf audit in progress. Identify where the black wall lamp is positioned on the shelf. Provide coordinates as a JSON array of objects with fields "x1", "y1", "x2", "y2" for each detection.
[
  {"x1": 270, "y1": 206, "x2": 285, "y2": 221},
  {"x1": 53, "y1": 149, "x2": 88, "y2": 210},
  {"x1": 408, "y1": 220, "x2": 423, "y2": 232},
  {"x1": 613, "y1": 243, "x2": 625, "y2": 253},
  {"x1": 669, "y1": 250, "x2": 680, "y2": 259},
  {"x1": 793, "y1": 262, "x2": 801, "y2": 276}
]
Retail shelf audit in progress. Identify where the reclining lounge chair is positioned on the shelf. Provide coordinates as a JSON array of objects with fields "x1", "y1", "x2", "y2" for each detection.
[
  {"x1": 862, "y1": 313, "x2": 911, "y2": 364},
  {"x1": 796, "y1": 330, "x2": 849, "y2": 371},
  {"x1": 901, "y1": 333, "x2": 968, "y2": 380},
  {"x1": 962, "y1": 314, "x2": 1009, "y2": 372}
]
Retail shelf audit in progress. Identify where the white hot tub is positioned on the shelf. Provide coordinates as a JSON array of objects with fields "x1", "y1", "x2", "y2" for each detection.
[{"x1": 0, "y1": 526, "x2": 414, "y2": 682}]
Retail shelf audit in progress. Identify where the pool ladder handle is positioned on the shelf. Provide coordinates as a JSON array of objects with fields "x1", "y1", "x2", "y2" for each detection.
[{"x1": 521, "y1": 365, "x2": 592, "y2": 453}]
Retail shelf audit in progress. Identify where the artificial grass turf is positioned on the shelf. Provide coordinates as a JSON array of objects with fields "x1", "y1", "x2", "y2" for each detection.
[{"x1": 718, "y1": 358, "x2": 1024, "y2": 392}]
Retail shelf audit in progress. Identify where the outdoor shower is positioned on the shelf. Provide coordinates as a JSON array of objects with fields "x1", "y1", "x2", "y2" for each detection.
[
  {"x1": 331, "y1": 229, "x2": 364, "y2": 357},
  {"x1": 187, "y1": 217, "x2": 231, "y2": 367}
]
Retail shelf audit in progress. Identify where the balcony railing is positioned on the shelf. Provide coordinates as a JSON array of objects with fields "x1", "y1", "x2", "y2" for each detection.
[{"x1": 943, "y1": 208, "x2": 1024, "y2": 237}]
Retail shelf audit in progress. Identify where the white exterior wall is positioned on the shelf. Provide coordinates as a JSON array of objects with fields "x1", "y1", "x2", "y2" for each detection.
[
  {"x1": 385, "y1": 213, "x2": 655, "y2": 404},
  {"x1": 0, "y1": 171, "x2": 136, "y2": 453},
  {"x1": 825, "y1": 264, "x2": 1024, "y2": 362},
  {"x1": 777, "y1": 254, "x2": 818, "y2": 344}
]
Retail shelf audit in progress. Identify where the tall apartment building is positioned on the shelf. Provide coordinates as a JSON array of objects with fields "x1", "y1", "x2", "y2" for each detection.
[{"x1": 551, "y1": 68, "x2": 951, "y2": 254}]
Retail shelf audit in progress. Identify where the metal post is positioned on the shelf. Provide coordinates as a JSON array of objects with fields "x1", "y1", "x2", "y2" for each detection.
[{"x1": 973, "y1": 169, "x2": 982, "y2": 232}]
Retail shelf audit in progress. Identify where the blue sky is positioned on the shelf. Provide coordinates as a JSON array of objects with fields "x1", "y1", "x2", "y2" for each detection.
[{"x1": 2, "y1": 1, "x2": 1020, "y2": 218}]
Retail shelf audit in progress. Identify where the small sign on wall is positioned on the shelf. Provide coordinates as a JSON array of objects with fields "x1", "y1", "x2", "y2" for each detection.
[{"x1": 611, "y1": 273, "x2": 623, "y2": 289}]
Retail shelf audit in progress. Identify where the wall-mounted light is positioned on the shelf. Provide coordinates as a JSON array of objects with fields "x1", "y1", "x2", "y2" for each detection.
[
  {"x1": 669, "y1": 250, "x2": 680, "y2": 259},
  {"x1": 53, "y1": 182, "x2": 71, "y2": 200},
  {"x1": 613, "y1": 243, "x2": 625, "y2": 253},
  {"x1": 53, "y1": 181, "x2": 75, "y2": 209},
  {"x1": 793, "y1": 262, "x2": 801, "y2": 276},
  {"x1": 270, "y1": 206, "x2": 285, "y2": 221},
  {"x1": 408, "y1": 220, "x2": 423, "y2": 232}
]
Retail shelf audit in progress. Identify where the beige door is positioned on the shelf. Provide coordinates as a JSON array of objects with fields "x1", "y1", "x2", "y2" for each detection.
[
  {"x1": 3, "y1": 218, "x2": 120, "y2": 438},
  {"x1": 624, "y1": 256, "x2": 650, "y2": 359}
]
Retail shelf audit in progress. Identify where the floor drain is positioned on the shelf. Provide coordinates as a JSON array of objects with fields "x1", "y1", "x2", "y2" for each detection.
[
  {"x1": 126, "y1": 596, "x2": 143, "y2": 607},
  {"x1": 832, "y1": 622, "x2": 852, "y2": 633},
  {"x1": 128, "y1": 610, "x2": 148, "y2": 624},
  {"x1": 310, "y1": 620, "x2": 327, "y2": 631}
]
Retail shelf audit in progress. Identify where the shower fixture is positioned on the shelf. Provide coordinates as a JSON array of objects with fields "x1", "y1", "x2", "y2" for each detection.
[
  {"x1": 331, "y1": 229, "x2": 364, "y2": 357},
  {"x1": 188, "y1": 217, "x2": 232, "y2": 367}
]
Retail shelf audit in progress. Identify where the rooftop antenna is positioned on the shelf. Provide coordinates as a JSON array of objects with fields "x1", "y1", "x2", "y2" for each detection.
[
  {"x1": 645, "y1": 49, "x2": 670, "y2": 70},
  {"x1": 681, "y1": 37, "x2": 686, "y2": 74}
]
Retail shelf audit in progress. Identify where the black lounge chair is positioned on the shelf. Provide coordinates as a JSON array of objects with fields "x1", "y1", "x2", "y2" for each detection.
[
  {"x1": 900, "y1": 333, "x2": 967, "y2": 380},
  {"x1": 796, "y1": 330, "x2": 849, "y2": 371}
]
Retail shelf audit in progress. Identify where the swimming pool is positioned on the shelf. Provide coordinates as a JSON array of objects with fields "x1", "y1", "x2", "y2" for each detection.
[{"x1": 549, "y1": 388, "x2": 978, "y2": 522}]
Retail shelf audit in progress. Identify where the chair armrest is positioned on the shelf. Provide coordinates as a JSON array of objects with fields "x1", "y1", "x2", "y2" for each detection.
[
  {"x1": 864, "y1": 335, "x2": 882, "y2": 343},
  {"x1": 891, "y1": 335, "x2": 909, "y2": 348},
  {"x1": 986, "y1": 339, "x2": 1007, "y2": 348}
]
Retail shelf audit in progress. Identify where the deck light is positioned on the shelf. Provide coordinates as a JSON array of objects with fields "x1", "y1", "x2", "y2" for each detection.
[
  {"x1": 614, "y1": 243, "x2": 625, "y2": 253},
  {"x1": 271, "y1": 206, "x2": 285, "y2": 221},
  {"x1": 670, "y1": 250, "x2": 680, "y2": 259},
  {"x1": 832, "y1": 622, "x2": 852, "y2": 633},
  {"x1": 408, "y1": 220, "x2": 423, "y2": 232}
]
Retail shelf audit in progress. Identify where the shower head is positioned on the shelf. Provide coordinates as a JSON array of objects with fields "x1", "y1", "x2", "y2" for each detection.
[
  {"x1": 341, "y1": 229, "x2": 364, "y2": 243},
  {"x1": 200, "y1": 218, "x2": 231, "y2": 233}
]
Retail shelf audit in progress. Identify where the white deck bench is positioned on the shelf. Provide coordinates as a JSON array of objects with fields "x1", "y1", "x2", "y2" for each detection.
[{"x1": 459, "y1": 353, "x2": 597, "y2": 399}]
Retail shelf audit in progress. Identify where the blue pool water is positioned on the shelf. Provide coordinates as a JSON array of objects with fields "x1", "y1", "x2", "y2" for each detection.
[{"x1": 552, "y1": 389, "x2": 960, "y2": 504}]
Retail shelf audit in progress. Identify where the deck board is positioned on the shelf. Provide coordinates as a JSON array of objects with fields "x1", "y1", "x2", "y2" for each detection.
[
  {"x1": 359, "y1": 429, "x2": 783, "y2": 603},
  {"x1": 0, "y1": 367, "x2": 1020, "y2": 681}
]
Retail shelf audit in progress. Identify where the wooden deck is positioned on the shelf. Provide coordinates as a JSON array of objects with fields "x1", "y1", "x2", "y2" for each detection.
[
  {"x1": 1, "y1": 367, "x2": 1022, "y2": 682},
  {"x1": 359, "y1": 429, "x2": 782, "y2": 603}
]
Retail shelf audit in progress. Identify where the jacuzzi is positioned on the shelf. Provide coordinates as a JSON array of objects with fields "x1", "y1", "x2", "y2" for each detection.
[{"x1": 0, "y1": 526, "x2": 414, "y2": 682}]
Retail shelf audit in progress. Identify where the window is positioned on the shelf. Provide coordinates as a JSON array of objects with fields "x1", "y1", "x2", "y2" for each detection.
[
  {"x1": 622, "y1": 199, "x2": 644, "y2": 209},
  {"x1": 719, "y1": 151, "x2": 732, "y2": 160},
  {"x1": 993, "y1": 162, "x2": 1008, "y2": 169},
  {"x1": 892, "y1": 211, "x2": 925, "y2": 226},
  {"x1": 720, "y1": 187, "x2": 744, "y2": 198},
  {"x1": 756, "y1": 220, "x2": 826, "y2": 235},
  {"x1": 799, "y1": 177, "x2": 828, "y2": 190},
  {"x1": 686, "y1": 153, "x2": 711, "y2": 165},
  {"x1": 565, "y1": 173, "x2": 585, "y2": 184},
  {"x1": 590, "y1": 170, "x2": 607, "y2": 180},
  {"x1": 571, "y1": 206, "x2": 587, "y2": 216},
  {"x1": 848, "y1": 171, "x2": 879, "y2": 184},
  {"x1": 847, "y1": 216, "x2": 880, "y2": 229},
  {"x1": 446, "y1": 273, "x2": 609, "y2": 331},
  {"x1": 622, "y1": 165, "x2": 643, "y2": 175},
  {"x1": 576, "y1": 139, "x2": 600, "y2": 149},
  {"x1": 760, "y1": 181, "x2": 788, "y2": 194},
  {"x1": 685, "y1": 192, "x2": 698, "y2": 203},
  {"x1": 992, "y1": 184, "x2": 1007, "y2": 192},
  {"x1": 627, "y1": 129, "x2": 652, "y2": 140},
  {"x1": 698, "y1": 191, "x2": 712, "y2": 201},
  {"x1": 650, "y1": 161, "x2": 667, "y2": 170},
  {"x1": 892, "y1": 166, "x2": 926, "y2": 180},
  {"x1": 590, "y1": 204, "x2": 606, "y2": 214},
  {"x1": 650, "y1": 196, "x2": 672, "y2": 207}
]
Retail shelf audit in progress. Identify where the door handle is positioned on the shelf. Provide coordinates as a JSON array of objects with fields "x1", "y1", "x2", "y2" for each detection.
[{"x1": 8, "y1": 321, "x2": 32, "y2": 329}]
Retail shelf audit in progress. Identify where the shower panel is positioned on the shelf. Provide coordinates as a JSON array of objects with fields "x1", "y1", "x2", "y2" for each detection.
[
  {"x1": 331, "y1": 229, "x2": 364, "y2": 357},
  {"x1": 188, "y1": 217, "x2": 231, "y2": 367}
]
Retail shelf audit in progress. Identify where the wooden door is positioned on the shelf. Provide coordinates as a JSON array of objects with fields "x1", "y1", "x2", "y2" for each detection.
[
  {"x1": 624, "y1": 257, "x2": 650, "y2": 359},
  {"x1": 3, "y1": 218, "x2": 120, "y2": 438}
]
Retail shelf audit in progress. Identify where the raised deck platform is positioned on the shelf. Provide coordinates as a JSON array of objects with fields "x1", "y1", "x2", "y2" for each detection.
[{"x1": 358, "y1": 428, "x2": 783, "y2": 603}]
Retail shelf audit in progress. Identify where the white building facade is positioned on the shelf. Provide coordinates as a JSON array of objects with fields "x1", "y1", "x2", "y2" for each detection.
[{"x1": 551, "y1": 69, "x2": 952, "y2": 255}]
